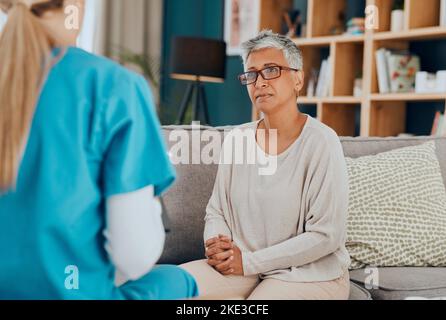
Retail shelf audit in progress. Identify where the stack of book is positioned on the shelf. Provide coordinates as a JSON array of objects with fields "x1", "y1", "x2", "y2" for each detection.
[
  {"x1": 345, "y1": 18, "x2": 365, "y2": 35},
  {"x1": 375, "y1": 49, "x2": 420, "y2": 94},
  {"x1": 432, "y1": 111, "x2": 446, "y2": 137}
]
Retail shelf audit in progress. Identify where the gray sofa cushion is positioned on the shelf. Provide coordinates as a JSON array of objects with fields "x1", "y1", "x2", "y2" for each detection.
[
  {"x1": 349, "y1": 282, "x2": 372, "y2": 300},
  {"x1": 159, "y1": 126, "x2": 220, "y2": 264},
  {"x1": 341, "y1": 136, "x2": 446, "y2": 183},
  {"x1": 350, "y1": 268, "x2": 446, "y2": 300}
]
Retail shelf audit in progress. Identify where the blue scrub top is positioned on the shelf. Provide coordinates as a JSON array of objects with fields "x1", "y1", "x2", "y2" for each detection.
[{"x1": 0, "y1": 47, "x2": 176, "y2": 299}]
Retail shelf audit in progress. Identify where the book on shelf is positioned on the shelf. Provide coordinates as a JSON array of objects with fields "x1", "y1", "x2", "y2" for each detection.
[
  {"x1": 441, "y1": 0, "x2": 446, "y2": 27},
  {"x1": 315, "y1": 57, "x2": 331, "y2": 97},
  {"x1": 305, "y1": 57, "x2": 332, "y2": 98},
  {"x1": 376, "y1": 49, "x2": 390, "y2": 93},
  {"x1": 431, "y1": 111, "x2": 446, "y2": 137},
  {"x1": 306, "y1": 68, "x2": 319, "y2": 97},
  {"x1": 307, "y1": 69, "x2": 318, "y2": 98},
  {"x1": 323, "y1": 57, "x2": 332, "y2": 97},
  {"x1": 375, "y1": 49, "x2": 420, "y2": 94},
  {"x1": 315, "y1": 59, "x2": 327, "y2": 97}
]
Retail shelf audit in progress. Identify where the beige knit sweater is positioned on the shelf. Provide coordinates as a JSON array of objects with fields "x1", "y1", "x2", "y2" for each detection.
[{"x1": 204, "y1": 115, "x2": 351, "y2": 282}]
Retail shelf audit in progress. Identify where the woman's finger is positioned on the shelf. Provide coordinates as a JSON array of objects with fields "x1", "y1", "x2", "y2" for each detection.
[
  {"x1": 205, "y1": 246, "x2": 223, "y2": 257},
  {"x1": 217, "y1": 241, "x2": 233, "y2": 250},
  {"x1": 214, "y1": 250, "x2": 233, "y2": 261},
  {"x1": 206, "y1": 258, "x2": 222, "y2": 267},
  {"x1": 218, "y1": 234, "x2": 232, "y2": 242},
  {"x1": 205, "y1": 237, "x2": 219, "y2": 247},
  {"x1": 215, "y1": 256, "x2": 234, "y2": 272},
  {"x1": 206, "y1": 241, "x2": 232, "y2": 255}
]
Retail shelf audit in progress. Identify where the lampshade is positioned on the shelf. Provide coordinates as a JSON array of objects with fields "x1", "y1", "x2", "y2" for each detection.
[{"x1": 170, "y1": 36, "x2": 226, "y2": 83}]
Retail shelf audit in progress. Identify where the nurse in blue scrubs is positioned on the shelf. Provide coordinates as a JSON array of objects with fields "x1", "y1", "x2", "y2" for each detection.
[{"x1": 0, "y1": 0, "x2": 198, "y2": 300}]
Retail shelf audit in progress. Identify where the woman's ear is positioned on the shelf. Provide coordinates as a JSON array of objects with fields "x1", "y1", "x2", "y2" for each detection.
[{"x1": 294, "y1": 70, "x2": 305, "y2": 94}]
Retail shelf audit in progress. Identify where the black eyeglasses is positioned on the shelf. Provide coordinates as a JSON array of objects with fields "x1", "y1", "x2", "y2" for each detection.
[{"x1": 238, "y1": 65, "x2": 299, "y2": 86}]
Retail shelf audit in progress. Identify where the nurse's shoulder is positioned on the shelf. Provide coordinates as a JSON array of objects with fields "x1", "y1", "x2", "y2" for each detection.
[{"x1": 59, "y1": 46, "x2": 146, "y2": 93}]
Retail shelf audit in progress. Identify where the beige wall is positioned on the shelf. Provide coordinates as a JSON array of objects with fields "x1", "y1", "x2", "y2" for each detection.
[
  {"x1": 95, "y1": 0, "x2": 162, "y2": 56},
  {"x1": 94, "y1": 0, "x2": 164, "y2": 101}
]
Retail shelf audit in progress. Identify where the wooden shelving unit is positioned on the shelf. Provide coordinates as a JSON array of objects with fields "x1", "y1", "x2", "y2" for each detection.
[
  {"x1": 252, "y1": 0, "x2": 446, "y2": 137},
  {"x1": 370, "y1": 93, "x2": 446, "y2": 101}
]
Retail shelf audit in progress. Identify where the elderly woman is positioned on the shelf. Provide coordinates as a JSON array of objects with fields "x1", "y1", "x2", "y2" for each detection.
[{"x1": 181, "y1": 30, "x2": 351, "y2": 300}]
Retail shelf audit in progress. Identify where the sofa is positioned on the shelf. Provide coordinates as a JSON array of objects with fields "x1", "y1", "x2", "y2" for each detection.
[{"x1": 158, "y1": 124, "x2": 446, "y2": 300}]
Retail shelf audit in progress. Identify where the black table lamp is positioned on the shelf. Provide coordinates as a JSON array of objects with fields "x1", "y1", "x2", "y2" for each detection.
[{"x1": 170, "y1": 36, "x2": 226, "y2": 125}]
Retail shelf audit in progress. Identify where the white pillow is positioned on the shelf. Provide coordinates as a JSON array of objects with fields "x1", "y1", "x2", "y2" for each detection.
[{"x1": 345, "y1": 141, "x2": 446, "y2": 269}]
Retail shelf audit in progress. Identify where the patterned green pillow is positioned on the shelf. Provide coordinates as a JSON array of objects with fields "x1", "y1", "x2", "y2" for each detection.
[{"x1": 345, "y1": 141, "x2": 446, "y2": 270}]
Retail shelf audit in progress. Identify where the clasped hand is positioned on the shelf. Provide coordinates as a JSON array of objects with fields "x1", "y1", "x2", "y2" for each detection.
[{"x1": 205, "y1": 234, "x2": 244, "y2": 276}]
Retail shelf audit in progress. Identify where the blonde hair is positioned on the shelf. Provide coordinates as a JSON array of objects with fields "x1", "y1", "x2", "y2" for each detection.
[{"x1": 0, "y1": 0, "x2": 63, "y2": 192}]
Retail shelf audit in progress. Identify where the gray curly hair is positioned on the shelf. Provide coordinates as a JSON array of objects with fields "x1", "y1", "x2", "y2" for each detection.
[{"x1": 240, "y1": 29, "x2": 303, "y2": 71}]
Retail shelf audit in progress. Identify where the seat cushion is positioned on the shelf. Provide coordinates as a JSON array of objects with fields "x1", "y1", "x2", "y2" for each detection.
[
  {"x1": 350, "y1": 267, "x2": 446, "y2": 300},
  {"x1": 194, "y1": 282, "x2": 371, "y2": 300},
  {"x1": 349, "y1": 281, "x2": 372, "y2": 300},
  {"x1": 192, "y1": 281, "x2": 371, "y2": 300}
]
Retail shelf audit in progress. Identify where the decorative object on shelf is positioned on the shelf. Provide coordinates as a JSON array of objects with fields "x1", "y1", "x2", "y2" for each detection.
[
  {"x1": 281, "y1": 9, "x2": 302, "y2": 38},
  {"x1": 415, "y1": 71, "x2": 446, "y2": 94},
  {"x1": 391, "y1": 0, "x2": 405, "y2": 32},
  {"x1": 329, "y1": 11, "x2": 346, "y2": 35},
  {"x1": 224, "y1": 0, "x2": 260, "y2": 56},
  {"x1": 170, "y1": 37, "x2": 226, "y2": 125},
  {"x1": 416, "y1": 72, "x2": 437, "y2": 93},
  {"x1": 431, "y1": 111, "x2": 446, "y2": 137},
  {"x1": 301, "y1": 23, "x2": 307, "y2": 38},
  {"x1": 397, "y1": 133, "x2": 415, "y2": 137},
  {"x1": 345, "y1": 18, "x2": 365, "y2": 35},
  {"x1": 354, "y1": 78, "x2": 363, "y2": 97},
  {"x1": 375, "y1": 48, "x2": 420, "y2": 93},
  {"x1": 441, "y1": 0, "x2": 446, "y2": 27},
  {"x1": 437, "y1": 71, "x2": 446, "y2": 91},
  {"x1": 387, "y1": 51, "x2": 420, "y2": 93}
]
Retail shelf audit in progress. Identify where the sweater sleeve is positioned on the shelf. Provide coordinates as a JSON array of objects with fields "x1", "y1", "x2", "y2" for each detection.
[
  {"x1": 203, "y1": 138, "x2": 233, "y2": 243},
  {"x1": 203, "y1": 161, "x2": 233, "y2": 242},
  {"x1": 241, "y1": 135, "x2": 349, "y2": 276}
]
